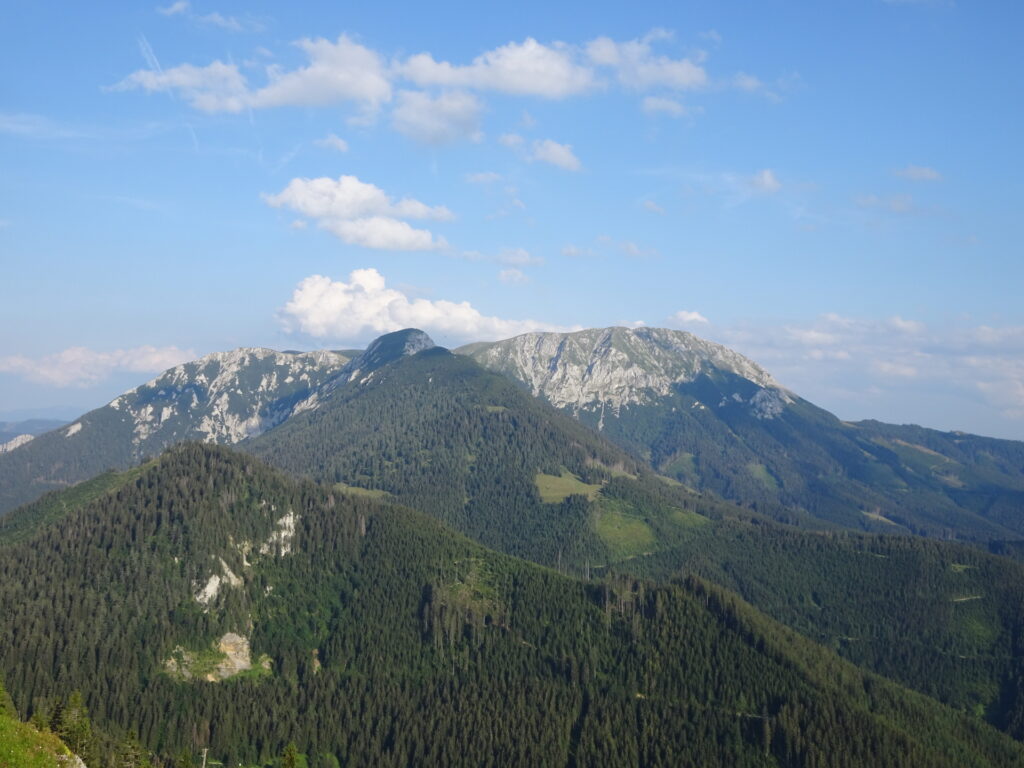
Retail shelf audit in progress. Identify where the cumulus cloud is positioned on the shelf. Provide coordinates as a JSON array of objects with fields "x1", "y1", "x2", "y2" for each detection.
[
  {"x1": 391, "y1": 89, "x2": 483, "y2": 144},
  {"x1": 0, "y1": 346, "x2": 195, "y2": 387},
  {"x1": 398, "y1": 38, "x2": 595, "y2": 98},
  {"x1": 896, "y1": 164, "x2": 942, "y2": 181},
  {"x1": 250, "y1": 35, "x2": 391, "y2": 114},
  {"x1": 532, "y1": 139, "x2": 581, "y2": 171},
  {"x1": 586, "y1": 31, "x2": 707, "y2": 91},
  {"x1": 315, "y1": 133, "x2": 349, "y2": 152},
  {"x1": 642, "y1": 200, "x2": 665, "y2": 214},
  {"x1": 112, "y1": 34, "x2": 390, "y2": 117},
  {"x1": 671, "y1": 310, "x2": 710, "y2": 326},
  {"x1": 264, "y1": 175, "x2": 452, "y2": 251},
  {"x1": 108, "y1": 60, "x2": 250, "y2": 112},
  {"x1": 280, "y1": 268, "x2": 575, "y2": 341}
]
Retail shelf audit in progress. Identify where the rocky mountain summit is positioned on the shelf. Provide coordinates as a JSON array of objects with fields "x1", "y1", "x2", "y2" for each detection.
[
  {"x1": 0, "y1": 347, "x2": 349, "y2": 515},
  {"x1": 458, "y1": 326, "x2": 791, "y2": 423}
]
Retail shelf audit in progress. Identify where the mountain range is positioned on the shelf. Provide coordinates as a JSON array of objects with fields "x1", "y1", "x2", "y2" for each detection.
[{"x1": 3, "y1": 325, "x2": 1024, "y2": 766}]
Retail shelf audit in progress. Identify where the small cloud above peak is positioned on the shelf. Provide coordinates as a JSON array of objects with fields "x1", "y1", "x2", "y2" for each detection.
[{"x1": 671, "y1": 310, "x2": 710, "y2": 326}]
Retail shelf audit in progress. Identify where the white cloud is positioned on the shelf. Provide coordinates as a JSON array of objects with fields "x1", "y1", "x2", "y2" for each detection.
[
  {"x1": 315, "y1": 133, "x2": 349, "y2": 152},
  {"x1": 586, "y1": 31, "x2": 707, "y2": 91},
  {"x1": 465, "y1": 171, "x2": 501, "y2": 184},
  {"x1": 498, "y1": 132, "x2": 524, "y2": 148},
  {"x1": 532, "y1": 139, "x2": 581, "y2": 171},
  {"x1": 264, "y1": 175, "x2": 452, "y2": 251},
  {"x1": 157, "y1": 1, "x2": 189, "y2": 15},
  {"x1": 671, "y1": 310, "x2": 710, "y2": 326},
  {"x1": 642, "y1": 200, "x2": 665, "y2": 214},
  {"x1": 896, "y1": 164, "x2": 942, "y2": 181},
  {"x1": 641, "y1": 96, "x2": 686, "y2": 117},
  {"x1": 398, "y1": 38, "x2": 595, "y2": 98},
  {"x1": 250, "y1": 35, "x2": 391, "y2": 115},
  {"x1": 750, "y1": 169, "x2": 781, "y2": 193},
  {"x1": 888, "y1": 315, "x2": 926, "y2": 334},
  {"x1": 498, "y1": 268, "x2": 528, "y2": 284},
  {"x1": 719, "y1": 315, "x2": 1024, "y2": 432},
  {"x1": 391, "y1": 90, "x2": 483, "y2": 144},
  {"x1": 109, "y1": 60, "x2": 249, "y2": 112},
  {"x1": 0, "y1": 346, "x2": 195, "y2": 387},
  {"x1": 112, "y1": 34, "x2": 390, "y2": 117},
  {"x1": 280, "y1": 268, "x2": 575, "y2": 341}
]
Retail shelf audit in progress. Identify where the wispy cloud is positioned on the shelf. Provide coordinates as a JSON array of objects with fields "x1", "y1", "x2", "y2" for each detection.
[
  {"x1": 718, "y1": 314, "x2": 1024, "y2": 430},
  {"x1": 0, "y1": 346, "x2": 195, "y2": 387},
  {"x1": 0, "y1": 113, "x2": 83, "y2": 139}
]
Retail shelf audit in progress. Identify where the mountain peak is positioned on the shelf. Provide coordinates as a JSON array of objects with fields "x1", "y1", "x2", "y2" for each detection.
[
  {"x1": 348, "y1": 329, "x2": 436, "y2": 375},
  {"x1": 457, "y1": 326, "x2": 786, "y2": 412}
]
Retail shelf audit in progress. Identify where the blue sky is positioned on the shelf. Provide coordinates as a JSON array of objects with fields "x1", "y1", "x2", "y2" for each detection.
[{"x1": 2, "y1": 0, "x2": 1023, "y2": 438}]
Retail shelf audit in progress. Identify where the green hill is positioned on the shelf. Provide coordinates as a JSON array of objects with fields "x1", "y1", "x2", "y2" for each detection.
[{"x1": 2, "y1": 443, "x2": 1021, "y2": 766}]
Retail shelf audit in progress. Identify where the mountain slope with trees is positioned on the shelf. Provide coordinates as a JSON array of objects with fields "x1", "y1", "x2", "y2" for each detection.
[
  {"x1": 3, "y1": 443, "x2": 1022, "y2": 766},
  {"x1": 460, "y1": 327, "x2": 1024, "y2": 542}
]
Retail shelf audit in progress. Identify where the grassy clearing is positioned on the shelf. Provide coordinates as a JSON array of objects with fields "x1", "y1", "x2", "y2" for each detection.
[
  {"x1": 534, "y1": 471, "x2": 603, "y2": 503},
  {"x1": 594, "y1": 499, "x2": 657, "y2": 560},
  {"x1": 483, "y1": 405, "x2": 508, "y2": 413},
  {"x1": 951, "y1": 563, "x2": 976, "y2": 573},
  {"x1": 669, "y1": 508, "x2": 711, "y2": 529},
  {"x1": 660, "y1": 452, "x2": 696, "y2": 482},
  {"x1": 334, "y1": 483, "x2": 391, "y2": 499},
  {"x1": 746, "y1": 462, "x2": 779, "y2": 490},
  {"x1": 0, "y1": 714, "x2": 74, "y2": 768}
]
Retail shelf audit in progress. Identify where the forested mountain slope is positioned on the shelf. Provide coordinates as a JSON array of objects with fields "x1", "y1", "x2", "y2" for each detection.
[
  {"x1": 606, "y1": 518, "x2": 1024, "y2": 738},
  {"x1": 460, "y1": 327, "x2": 1024, "y2": 542},
  {"x1": 0, "y1": 348, "x2": 348, "y2": 516},
  {"x1": 247, "y1": 338, "x2": 654, "y2": 566},
  {"x1": 1, "y1": 443, "x2": 1022, "y2": 767}
]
